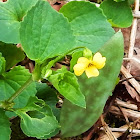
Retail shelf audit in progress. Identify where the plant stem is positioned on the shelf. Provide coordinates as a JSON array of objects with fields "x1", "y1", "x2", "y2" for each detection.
[
  {"x1": 34, "y1": 46, "x2": 86, "y2": 80},
  {"x1": 7, "y1": 76, "x2": 33, "y2": 103},
  {"x1": 46, "y1": 46, "x2": 86, "y2": 69}
]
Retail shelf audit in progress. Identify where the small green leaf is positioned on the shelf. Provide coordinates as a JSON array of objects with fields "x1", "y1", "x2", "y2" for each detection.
[
  {"x1": 0, "y1": 109, "x2": 11, "y2": 140},
  {"x1": 0, "y1": 66, "x2": 36, "y2": 108},
  {"x1": 0, "y1": 42, "x2": 25, "y2": 70},
  {"x1": 15, "y1": 97, "x2": 59, "y2": 139},
  {"x1": 83, "y1": 48, "x2": 93, "y2": 60},
  {"x1": 48, "y1": 67, "x2": 86, "y2": 108},
  {"x1": 0, "y1": 0, "x2": 39, "y2": 43},
  {"x1": 100, "y1": 0, "x2": 133, "y2": 27},
  {"x1": 0, "y1": 52, "x2": 5, "y2": 74},
  {"x1": 70, "y1": 51, "x2": 83, "y2": 72},
  {"x1": 43, "y1": 69, "x2": 53, "y2": 79},
  {"x1": 20, "y1": 0, "x2": 76, "y2": 63},
  {"x1": 128, "y1": 0, "x2": 134, "y2": 5},
  {"x1": 60, "y1": 1, "x2": 114, "y2": 53}
]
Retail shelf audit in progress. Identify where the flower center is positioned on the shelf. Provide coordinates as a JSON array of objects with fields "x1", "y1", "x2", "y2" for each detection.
[{"x1": 88, "y1": 63, "x2": 94, "y2": 68}]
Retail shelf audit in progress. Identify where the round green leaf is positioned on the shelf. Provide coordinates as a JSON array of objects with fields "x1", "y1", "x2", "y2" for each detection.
[
  {"x1": 59, "y1": 1, "x2": 114, "y2": 53},
  {"x1": 20, "y1": 1, "x2": 76, "y2": 64},
  {"x1": 100, "y1": 0, "x2": 133, "y2": 28}
]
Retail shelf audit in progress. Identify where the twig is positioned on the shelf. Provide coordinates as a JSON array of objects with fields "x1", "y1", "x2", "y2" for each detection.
[
  {"x1": 133, "y1": 11, "x2": 140, "y2": 18},
  {"x1": 121, "y1": 65, "x2": 140, "y2": 94},
  {"x1": 116, "y1": 98, "x2": 138, "y2": 111},
  {"x1": 117, "y1": 104, "x2": 130, "y2": 124},
  {"x1": 100, "y1": 115, "x2": 117, "y2": 140},
  {"x1": 128, "y1": 16, "x2": 138, "y2": 58},
  {"x1": 123, "y1": 57, "x2": 140, "y2": 64},
  {"x1": 83, "y1": 118, "x2": 103, "y2": 140},
  {"x1": 119, "y1": 76, "x2": 140, "y2": 83},
  {"x1": 109, "y1": 106, "x2": 140, "y2": 121},
  {"x1": 100, "y1": 127, "x2": 140, "y2": 134},
  {"x1": 127, "y1": 0, "x2": 139, "y2": 72},
  {"x1": 97, "y1": 125, "x2": 128, "y2": 140},
  {"x1": 97, "y1": 124, "x2": 140, "y2": 140},
  {"x1": 134, "y1": 0, "x2": 140, "y2": 12},
  {"x1": 28, "y1": 62, "x2": 34, "y2": 73}
]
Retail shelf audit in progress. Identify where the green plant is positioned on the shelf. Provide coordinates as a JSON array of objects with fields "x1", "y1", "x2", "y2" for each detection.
[{"x1": 0, "y1": 0, "x2": 132, "y2": 139}]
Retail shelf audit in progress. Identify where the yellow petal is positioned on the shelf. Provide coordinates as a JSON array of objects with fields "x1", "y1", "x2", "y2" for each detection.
[
  {"x1": 85, "y1": 66, "x2": 99, "y2": 78},
  {"x1": 92, "y1": 52, "x2": 106, "y2": 69},
  {"x1": 73, "y1": 63, "x2": 86, "y2": 76},
  {"x1": 77, "y1": 57, "x2": 89, "y2": 67}
]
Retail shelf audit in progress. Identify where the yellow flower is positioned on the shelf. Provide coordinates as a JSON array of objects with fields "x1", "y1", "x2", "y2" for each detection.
[{"x1": 73, "y1": 52, "x2": 106, "y2": 78}]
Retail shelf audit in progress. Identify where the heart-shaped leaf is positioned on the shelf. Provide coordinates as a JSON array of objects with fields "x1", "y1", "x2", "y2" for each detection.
[
  {"x1": 59, "y1": 1, "x2": 114, "y2": 53},
  {"x1": 0, "y1": 0, "x2": 39, "y2": 43},
  {"x1": 20, "y1": 1, "x2": 76, "y2": 64},
  {"x1": 15, "y1": 97, "x2": 59, "y2": 139}
]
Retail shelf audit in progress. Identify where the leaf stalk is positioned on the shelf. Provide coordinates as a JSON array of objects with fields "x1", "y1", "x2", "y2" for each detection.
[{"x1": 7, "y1": 76, "x2": 33, "y2": 103}]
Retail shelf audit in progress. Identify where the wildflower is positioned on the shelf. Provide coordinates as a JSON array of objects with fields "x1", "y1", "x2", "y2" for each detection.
[{"x1": 73, "y1": 52, "x2": 106, "y2": 78}]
